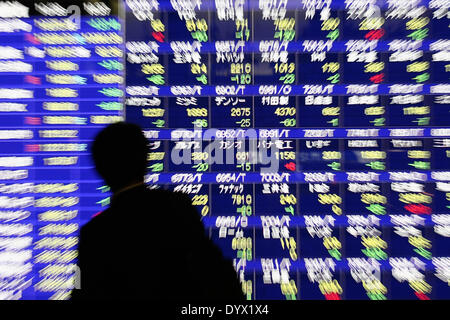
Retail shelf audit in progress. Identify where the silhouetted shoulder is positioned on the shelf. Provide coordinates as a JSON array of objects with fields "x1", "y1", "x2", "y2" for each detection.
[
  {"x1": 144, "y1": 188, "x2": 194, "y2": 203},
  {"x1": 79, "y1": 208, "x2": 109, "y2": 233},
  {"x1": 143, "y1": 188, "x2": 200, "y2": 217},
  {"x1": 75, "y1": 209, "x2": 115, "y2": 258}
]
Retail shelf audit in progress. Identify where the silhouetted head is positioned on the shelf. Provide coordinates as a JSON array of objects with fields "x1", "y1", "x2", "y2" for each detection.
[{"x1": 92, "y1": 122, "x2": 149, "y2": 192}]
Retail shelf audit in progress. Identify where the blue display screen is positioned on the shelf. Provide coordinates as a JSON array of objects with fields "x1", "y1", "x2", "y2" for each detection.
[{"x1": 0, "y1": 0, "x2": 449, "y2": 300}]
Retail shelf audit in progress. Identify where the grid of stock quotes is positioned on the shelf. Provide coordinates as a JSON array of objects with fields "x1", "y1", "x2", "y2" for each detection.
[{"x1": 0, "y1": 0, "x2": 449, "y2": 300}]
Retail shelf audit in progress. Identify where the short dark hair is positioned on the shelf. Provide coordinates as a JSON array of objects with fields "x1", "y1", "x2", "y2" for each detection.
[{"x1": 91, "y1": 122, "x2": 149, "y2": 191}]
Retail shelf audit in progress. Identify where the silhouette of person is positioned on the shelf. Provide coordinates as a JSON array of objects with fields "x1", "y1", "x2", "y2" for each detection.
[{"x1": 70, "y1": 122, "x2": 245, "y2": 300}]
